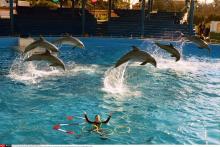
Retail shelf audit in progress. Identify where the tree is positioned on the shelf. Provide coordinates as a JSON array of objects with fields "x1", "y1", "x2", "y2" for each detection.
[{"x1": 214, "y1": 0, "x2": 219, "y2": 6}]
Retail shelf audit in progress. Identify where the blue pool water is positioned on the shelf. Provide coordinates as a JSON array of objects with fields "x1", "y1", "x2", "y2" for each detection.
[{"x1": 0, "y1": 38, "x2": 220, "y2": 144}]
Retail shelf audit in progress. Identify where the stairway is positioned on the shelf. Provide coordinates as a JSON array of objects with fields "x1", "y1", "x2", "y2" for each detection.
[
  {"x1": 107, "y1": 9, "x2": 190, "y2": 39},
  {"x1": 95, "y1": 21, "x2": 108, "y2": 36}
]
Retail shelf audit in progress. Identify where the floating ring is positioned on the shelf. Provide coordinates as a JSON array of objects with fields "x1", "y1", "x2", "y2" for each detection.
[
  {"x1": 120, "y1": 113, "x2": 129, "y2": 120},
  {"x1": 81, "y1": 126, "x2": 114, "y2": 136},
  {"x1": 101, "y1": 128, "x2": 114, "y2": 136},
  {"x1": 81, "y1": 125, "x2": 91, "y2": 133},
  {"x1": 114, "y1": 126, "x2": 131, "y2": 134}
]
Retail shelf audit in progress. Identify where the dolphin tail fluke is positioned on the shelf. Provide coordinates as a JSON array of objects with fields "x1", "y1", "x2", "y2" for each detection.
[
  {"x1": 171, "y1": 54, "x2": 180, "y2": 62},
  {"x1": 114, "y1": 54, "x2": 130, "y2": 68},
  {"x1": 140, "y1": 61, "x2": 147, "y2": 65},
  {"x1": 176, "y1": 57, "x2": 180, "y2": 62}
]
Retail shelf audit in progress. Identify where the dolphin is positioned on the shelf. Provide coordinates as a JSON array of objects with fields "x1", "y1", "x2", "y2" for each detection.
[
  {"x1": 115, "y1": 46, "x2": 157, "y2": 68},
  {"x1": 52, "y1": 35, "x2": 85, "y2": 49},
  {"x1": 24, "y1": 50, "x2": 65, "y2": 70},
  {"x1": 24, "y1": 37, "x2": 59, "y2": 54},
  {"x1": 183, "y1": 34, "x2": 211, "y2": 53},
  {"x1": 155, "y1": 42, "x2": 181, "y2": 61}
]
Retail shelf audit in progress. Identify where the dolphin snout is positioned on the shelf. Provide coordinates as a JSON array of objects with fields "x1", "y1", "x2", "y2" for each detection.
[{"x1": 78, "y1": 43, "x2": 85, "y2": 49}]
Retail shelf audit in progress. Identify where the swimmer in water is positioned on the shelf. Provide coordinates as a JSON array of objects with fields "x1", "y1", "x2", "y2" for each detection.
[{"x1": 84, "y1": 112, "x2": 112, "y2": 134}]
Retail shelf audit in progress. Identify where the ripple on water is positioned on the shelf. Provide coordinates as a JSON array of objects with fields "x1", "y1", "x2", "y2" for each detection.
[{"x1": 0, "y1": 40, "x2": 220, "y2": 144}]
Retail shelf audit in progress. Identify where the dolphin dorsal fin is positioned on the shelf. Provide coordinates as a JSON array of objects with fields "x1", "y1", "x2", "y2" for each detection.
[{"x1": 132, "y1": 46, "x2": 140, "y2": 51}]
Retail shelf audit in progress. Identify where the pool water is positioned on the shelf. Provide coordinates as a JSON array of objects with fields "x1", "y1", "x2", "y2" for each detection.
[{"x1": 0, "y1": 38, "x2": 220, "y2": 144}]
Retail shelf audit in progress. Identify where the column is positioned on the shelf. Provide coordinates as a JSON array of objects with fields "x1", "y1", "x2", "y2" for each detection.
[
  {"x1": 185, "y1": 0, "x2": 189, "y2": 8},
  {"x1": 108, "y1": 0, "x2": 112, "y2": 21},
  {"x1": 148, "y1": 0, "x2": 150, "y2": 11},
  {"x1": 82, "y1": 0, "x2": 86, "y2": 35},
  {"x1": 150, "y1": 0, "x2": 153, "y2": 12},
  {"x1": 10, "y1": 0, "x2": 14, "y2": 35},
  {"x1": 141, "y1": 0, "x2": 145, "y2": 37},
  {"x1": 188, "y1": 0, "x2": 195, "y2": 35}
]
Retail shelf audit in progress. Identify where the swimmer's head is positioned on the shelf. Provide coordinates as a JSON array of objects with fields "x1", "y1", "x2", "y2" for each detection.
[{"x1": 95, "y1": 115, "x2": 101, "y2": 122}]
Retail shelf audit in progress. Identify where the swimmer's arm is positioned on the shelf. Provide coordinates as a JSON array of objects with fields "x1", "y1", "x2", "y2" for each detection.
[
  {"x1": 102, "y1": 114, "x2": 112, "y2": 124},
  {"x1": 84, "y1": 114, "x2": 94, "y2": 124}
]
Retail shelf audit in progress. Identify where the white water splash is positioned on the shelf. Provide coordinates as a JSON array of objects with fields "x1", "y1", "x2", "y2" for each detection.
[
  {"x1": 8, "y1": 56, "x2": 99, "y2": 85},
  {"x1": 102, "y1": 63, "x2": 141, "y2": 98},
  {"x1": 138, "y1": 39, "x2": 220, "y2": 75},
  {"x1": 102, "y1": 40, "x2": 186, "y2": 98},
  {"x1": 152, "y1": 40, "x2": 220, "y2": 75},
  {"x1": 102, "y1": 40, "x2": 220, "y2": 99},
  {"x1": 156, "y1": 57, "x2": 220, "y2": 74},
  {"x1": 103, "y1": 63, "x2": 127, "y2": 93}
]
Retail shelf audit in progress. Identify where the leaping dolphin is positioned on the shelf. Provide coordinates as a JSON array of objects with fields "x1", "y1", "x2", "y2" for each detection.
[
  {"x1": 115, "y1": 46, "x2": 157, "y2": 68},
  {"x1": 24, "y1": 37, "x2": 59, "y2": 54},
  {"x1": 24, "y1": 50, "x2": 65, "y2": 70},
  {"x1": 183, "y1": 34, "x2": 211, "y2": 53},
  {"x1": 155, "y1": 42, "x2": 181, "y2": 61},
  {"x1": 52, "y1": 35, "x2": 85, "y2": 49}
]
